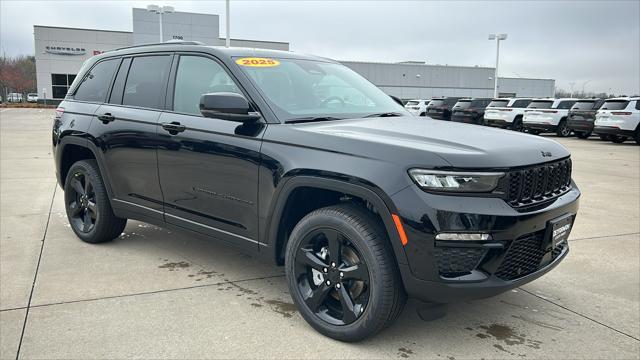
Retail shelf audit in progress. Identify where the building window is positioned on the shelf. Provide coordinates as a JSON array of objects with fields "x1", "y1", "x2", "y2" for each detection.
[{"x1": 51, "y1": 73, "x2": 76, "y2": 99}]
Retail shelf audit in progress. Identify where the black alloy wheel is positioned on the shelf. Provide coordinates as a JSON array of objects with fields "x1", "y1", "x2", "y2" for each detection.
[
  {"x1": 64, "y1": 160, "x2": 127, "y2": 243},
  {"x1": 293, "y1": 227, "x2": 370, "y2": 326},
  {"x1": 67, "y1": 170, "x2": 98, "y2": 233},
  {"x1": 511, "y1": 118, "x2": 524, "y2": 132},
  {"x1": 611, "y1": 135, "x2": 627, "y2": 144},
  {"x1": 556, "y1": 120, "x2": 572, "y2": 137}
]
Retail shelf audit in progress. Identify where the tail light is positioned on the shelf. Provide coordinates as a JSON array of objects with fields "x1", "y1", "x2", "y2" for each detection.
[
  {"x1": 55, "y1": 107, "x2": 65, "y2": 119},
  {"x1": 611, "y1": 112, "x2": 632, "y2": 115}
]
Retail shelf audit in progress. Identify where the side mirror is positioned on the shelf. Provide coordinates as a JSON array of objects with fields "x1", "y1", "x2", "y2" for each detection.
[
  {"x1": 389, "y1": 95, "x2": 404, "y2": 106},
  {"x1": 199, "y1": 92, "x2": 261, "y2": 122}
]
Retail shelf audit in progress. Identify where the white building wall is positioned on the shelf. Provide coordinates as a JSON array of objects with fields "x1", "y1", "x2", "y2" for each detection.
[
  {"x1": 341, "y1": 61, "x2": 555, "y2": 100},
  {"x1": 34, "y1": 26, "x2": 132, "y2": 99}
]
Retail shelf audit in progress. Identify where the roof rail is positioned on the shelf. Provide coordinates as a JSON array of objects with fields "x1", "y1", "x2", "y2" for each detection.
[{"x1": 113, "y1": 40, "x2": 204, "y2": 52}]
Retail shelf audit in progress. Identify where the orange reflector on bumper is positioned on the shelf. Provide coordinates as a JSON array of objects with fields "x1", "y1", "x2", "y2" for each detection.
[{"x1": 391, "y1": 214, "x2": 408, "y2": 246}]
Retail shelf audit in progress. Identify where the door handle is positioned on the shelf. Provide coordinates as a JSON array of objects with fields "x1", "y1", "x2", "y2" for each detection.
[
  {"x1": 161, "y1": 122, "x2": 186, "y2": 135},
  {"x1": 98, "y1": 113, "x2": 115, "y2": 124}
]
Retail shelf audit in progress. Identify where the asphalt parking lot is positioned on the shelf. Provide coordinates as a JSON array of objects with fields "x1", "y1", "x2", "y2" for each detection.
[{"x1": 0, "y1": 108, "x2": 638, "y2": 359}]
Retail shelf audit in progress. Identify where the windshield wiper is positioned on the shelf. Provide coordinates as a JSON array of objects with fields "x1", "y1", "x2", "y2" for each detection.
[
  {"x1": 286, "y1": 116, "x2": 344, "y2": 123},
  {"x1": 363, "y1": 112, "x2": 404, "y2": 118}
]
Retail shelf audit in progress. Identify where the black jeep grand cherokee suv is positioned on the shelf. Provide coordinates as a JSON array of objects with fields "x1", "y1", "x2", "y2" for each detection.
[{"x1": 53, "y1": 43, "x2": 580, "y2": 342}]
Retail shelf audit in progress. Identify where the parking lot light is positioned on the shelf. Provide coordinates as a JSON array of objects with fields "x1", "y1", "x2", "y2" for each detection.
[
  {"x1": 147, "y1": 4, "x2": 175, "y2": 42},
  {"x1": 488, "y1": 33, "x2": 507, "y2": 98}
]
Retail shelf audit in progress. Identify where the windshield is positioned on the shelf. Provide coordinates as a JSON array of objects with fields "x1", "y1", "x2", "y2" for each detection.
[
  {"x1": 235, "y1": 57, "x2": 407, "y2": 121},
  {"x1": 488, "y1": 100, "x2": 509, "y2": 107},
  {"x1": 528, "y1": 100, "x2": 553, "y2": 109}
]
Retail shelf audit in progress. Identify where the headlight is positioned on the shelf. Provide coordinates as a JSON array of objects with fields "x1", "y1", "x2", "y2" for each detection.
[{"x1": 408, "y1": 169, "x2": 504, "y2": 193}]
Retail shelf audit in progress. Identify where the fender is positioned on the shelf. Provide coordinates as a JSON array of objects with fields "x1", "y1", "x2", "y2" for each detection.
[
  {"x1": 56, "y1": 135, "x2": 116, "y2": 202},
  {"x1": 263, "y1": 175, "x2": 409, "y2": 266}
]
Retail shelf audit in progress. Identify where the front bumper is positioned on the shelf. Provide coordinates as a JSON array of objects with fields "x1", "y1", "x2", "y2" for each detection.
[
  {"x1": 593, "y1": 126, "x2": 635, "y2": 138},
  {"x1": 391, "y1": 184, "x2": 580, "y2": 303}
]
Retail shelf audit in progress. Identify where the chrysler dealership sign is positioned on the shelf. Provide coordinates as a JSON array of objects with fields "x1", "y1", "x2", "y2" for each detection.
[{"x1": 45, "y1": 46, "x2": 86, "y2": 56}]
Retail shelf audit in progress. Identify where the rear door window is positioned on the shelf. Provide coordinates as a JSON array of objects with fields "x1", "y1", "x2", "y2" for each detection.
[
  {"x1": 108, "y1": 58, "x2": 132, "y2": 104},
  {"x1": 73, "y1": 59, "x2": 119, "y2": 102},
  {"x1": 122, "y1": 55, "x2": 172, "y2": 109},
  {"x1": 600, "y1": 100, "x2": 630, "y2": 110}
]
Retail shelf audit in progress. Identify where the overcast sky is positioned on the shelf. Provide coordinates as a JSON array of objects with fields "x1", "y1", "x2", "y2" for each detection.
[{"x1": 1, "y1": 0, "x2": 639, "y2": 94}]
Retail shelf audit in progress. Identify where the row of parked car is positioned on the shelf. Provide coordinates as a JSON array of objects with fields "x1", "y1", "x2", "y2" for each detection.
[
  {"x1": 1, "y1": 93, "x2": 39, "y2": 103},
  {"x1": 404, "y1": 96, "x2": 640, "y2": 144}
]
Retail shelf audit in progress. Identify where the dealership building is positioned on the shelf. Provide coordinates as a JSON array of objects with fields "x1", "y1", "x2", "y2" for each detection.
[{"x1": 34, "y1": 8, "x2": 554, "y2": 101}]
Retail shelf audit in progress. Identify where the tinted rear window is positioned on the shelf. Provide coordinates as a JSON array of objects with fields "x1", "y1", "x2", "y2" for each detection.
[
  {"x1": 571, "y1": 101, "x2": 596, "y2": 110},
  {"x1": 73, "y1": 59, "x2": 119, "y2": 102},
  {"x1": 454, "y1": 100, "x2": 471, "y2": 109},
  {"x1": 488, "y1": 100, "x2": 509, "y2": 107},
  {"x1": 406, "y1": 101, "x2": 419, "y2": 106},
  {"x1": 122, "y1": 55, "x2": 172, "y2": 109},
  {"x1": 555, "y1": 100, "x2": 576, "y2": 109},
  {"x1": 510, "y1": 99, "x2": 532, "y2": 108},
  {"x1": 429, "y1": 100, "x2": 444, "y2": 106},
  {"x1": 600, "y1": 100, "x2": 629, "y2": 110},
  {"x1": 444, "y1": 98, "x2": 460, "y2": 106},
  {"x1": 528, "y1": 100, "x2": 553, "y2": 109},
  {"x1": 471, "y1": 99, "x2": 490, "y2": 108}
]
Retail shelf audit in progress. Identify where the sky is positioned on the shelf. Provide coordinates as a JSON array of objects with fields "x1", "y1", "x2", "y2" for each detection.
[{"x1": 1, "y1": 0, "x2": 639, "y2": 95}]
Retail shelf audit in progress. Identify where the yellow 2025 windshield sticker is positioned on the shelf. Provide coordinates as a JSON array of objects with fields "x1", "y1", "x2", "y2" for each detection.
[{"x1": 235, "y1": 57, "x2": 280, "y2": 67}]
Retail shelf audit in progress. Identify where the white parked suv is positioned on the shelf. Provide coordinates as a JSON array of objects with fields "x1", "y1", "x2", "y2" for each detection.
[
  {"x1": 594, "y1": 97, "x2": 640, "y2": 144},
  {"x1": 484, "y1": 98, "x2": 533, "y2": 131},
  {"x1": 26, "y1": 93, "x2": 38, "y2": 103},
  {"x1": 404, "y1": 99, "x2": 430, "y2": 116},
  {"x1": 522, "y1": 98, "x2": 579, "y2": 137}
]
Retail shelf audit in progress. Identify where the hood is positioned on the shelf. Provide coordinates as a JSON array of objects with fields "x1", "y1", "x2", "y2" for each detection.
[{"x1": 284, "y1": 116, "x2": 570, "y2": 169}]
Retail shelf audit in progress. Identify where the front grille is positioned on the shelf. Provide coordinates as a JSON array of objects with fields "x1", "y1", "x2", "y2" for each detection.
[
  {"x1": 495, "y1": 234, "x2": 567, "y2": 281},
  {"x1": 507, "y1": 158, "x2": 572, "y2": 208},
  {"x1": 434, "y1": 247, "x2": 487, "y2": 276}
]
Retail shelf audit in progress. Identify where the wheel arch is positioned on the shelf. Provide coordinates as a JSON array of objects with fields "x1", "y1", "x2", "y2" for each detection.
[
  {"x1": 264, "y1": 175, "x2": 409, "y2": 268},
  {"x1": 57, "y1": 137, "x2": 116, "y2": 200}
]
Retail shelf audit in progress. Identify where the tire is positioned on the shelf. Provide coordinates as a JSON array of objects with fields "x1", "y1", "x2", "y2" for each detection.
[
  {"x1": 285, "y1": 204, "x2": 406, "y2": 342},
  {"x1": 599, "y1": 134, "x2": 611, "y2": 141},
  {"x1": 511, "y1": 117, "x2": 524, "y2": 132},
  {"x1": 64, "y1": 159, "x2": 127, "y2": 243},
  {"x1": 556, "y1": 119, "x2": 571, "y2": 137},
  {"x1": 528, "y1": 129, "x2": 542, "y2": 135},
  {"x1": 610, "y1": 135, "x2": 627, "y2": 144},
  {"x1": 575, "y1": 131, "x2": 592, "y2": 139},
  {"x1": 635, "y1": 128, "x2": 640, "y2": 145}
]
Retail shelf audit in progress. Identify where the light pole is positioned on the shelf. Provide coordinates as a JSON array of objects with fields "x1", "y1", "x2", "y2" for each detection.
[
  {"x1": 581, "y1": 80, "x2": 592, "y2": 97},
  {"x1": 488, "y1": 33, "x2": 507, "y2": 98},
  {"x1": 568, "y1": 82, "x2": 576, "y2": 97},
  {"x1": 226, "y1": 0, "x2": 231, "y2": 47},
  {"x1": 147, "y1": 5, "x2": 175, "y2": 42}
]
